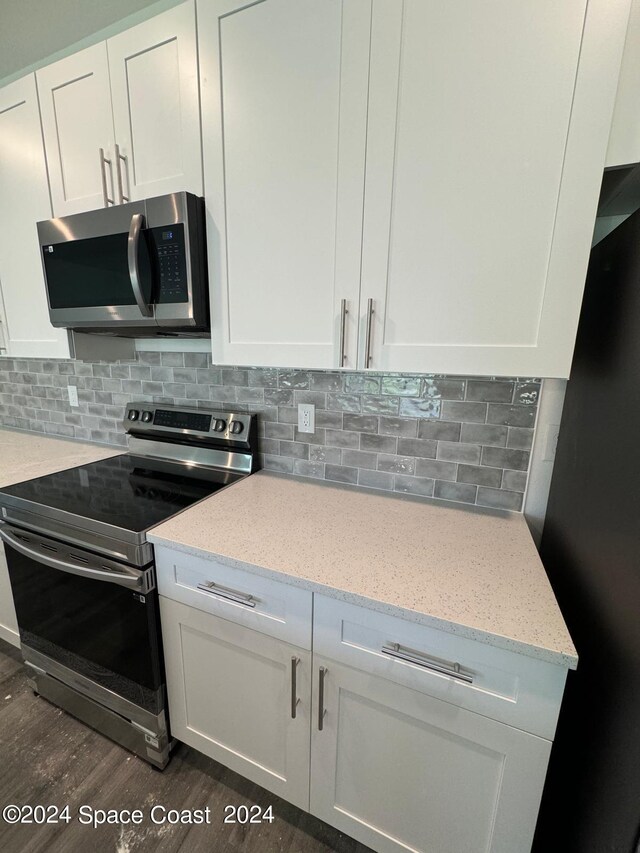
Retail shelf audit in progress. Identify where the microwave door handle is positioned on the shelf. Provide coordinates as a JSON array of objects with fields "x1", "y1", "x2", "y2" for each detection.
[
  {"x1": 127, "y1": 213, "x2": 153, "y2": 317},
  {"x1": 0, "y1": 526, "x2": 143, "y2": 591}
]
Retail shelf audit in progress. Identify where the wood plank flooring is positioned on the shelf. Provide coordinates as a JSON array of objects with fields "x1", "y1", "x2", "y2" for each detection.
[{"x1": 0, "y1": 640, "x2": 372, "y2": 853}]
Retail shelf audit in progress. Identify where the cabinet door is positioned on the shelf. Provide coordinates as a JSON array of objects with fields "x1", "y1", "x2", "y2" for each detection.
[
  {"x1": 0, "y1": 544, "x2": 18, "y2": 648},
  {"x1": 606, "y1": 0, "x2": 640, "y2": 167},
  {"x1": 160, "y1": 596, "x2": 311, "y2": 810},
  {"x1": 310, "y1": 656, "x2": 552, "y2": 853},
  {"x1": 0, "y1": 76, "x2": 70, "y2": 359},
  {"x1": 199, "y1": 0, "x2": 370, "y2": 368},
  {"x1": 36, "y1": 43, "x2": 115, "y2": 216},
  {"x1": 361, "y1": 0, "x2": 629, "y2": 378},
  {"x1": 107, "y1": 0, "x2": 202, "y2": 201}
]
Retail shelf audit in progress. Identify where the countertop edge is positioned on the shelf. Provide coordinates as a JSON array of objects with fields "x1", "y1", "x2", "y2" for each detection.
[{"x1": 148, "y1": 531, "x2": 579, "y2": 671}]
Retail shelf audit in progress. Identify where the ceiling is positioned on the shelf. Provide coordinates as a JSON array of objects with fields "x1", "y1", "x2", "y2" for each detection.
[{"x1": 0, "y1": 0, "x2": 163, "y2": 83}]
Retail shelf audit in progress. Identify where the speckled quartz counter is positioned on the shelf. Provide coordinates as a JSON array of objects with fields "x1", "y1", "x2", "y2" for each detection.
[
  {"x1": 0, "y1": 427, "x2": 122, "y2": 488},
  {"x1": 148, "y1": 470, "x2": 577, "y2": 669}
]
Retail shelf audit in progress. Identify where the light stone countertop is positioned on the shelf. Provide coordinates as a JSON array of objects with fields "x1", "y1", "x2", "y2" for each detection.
[
  {"x1": 0, "y1": 427, "x2": 123, "y2": 489},
  {"x1": 148, "y1": 470, "x2": 578, "y2": 670}
]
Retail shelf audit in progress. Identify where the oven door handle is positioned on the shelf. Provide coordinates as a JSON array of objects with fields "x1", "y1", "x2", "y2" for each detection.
[
  {"x1": 127, "y1": 212, "x2": 153, "y2": 318},
  {"x1": 0, "y1": 527, "x2": 144, "y2": 591}
]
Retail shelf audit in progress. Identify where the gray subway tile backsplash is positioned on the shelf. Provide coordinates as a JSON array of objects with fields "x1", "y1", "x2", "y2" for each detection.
[
  {"x1": 0, "y1": 355, "x2": 539, "y2": 511},
  {"x1": 487, "y1": 403, "x2": 537, "y2": 428}
]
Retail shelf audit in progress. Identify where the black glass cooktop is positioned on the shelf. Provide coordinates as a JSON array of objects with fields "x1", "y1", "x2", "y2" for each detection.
[{"x1": 0, "y1": 455, "x2": 237, "y2": 533}]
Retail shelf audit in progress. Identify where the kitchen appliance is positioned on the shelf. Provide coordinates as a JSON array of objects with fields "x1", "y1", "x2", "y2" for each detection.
[
  {"x1": 37, "y1": 192, "x2": 209, "y2": 336},
  {"x1": 0, "y1": 404, "x2": 258, "y2": 768},
  {"x1": 533, "y1": 210, "x2": 640, "y2": 853}
]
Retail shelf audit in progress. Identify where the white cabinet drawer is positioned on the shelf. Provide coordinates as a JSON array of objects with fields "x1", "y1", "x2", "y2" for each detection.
[
  {"x1": 313, "y1": 595, "x2": 566, "y2": 739},
  {"x1": 155, "y1": 546, "x2": 312, "y2": 649}
]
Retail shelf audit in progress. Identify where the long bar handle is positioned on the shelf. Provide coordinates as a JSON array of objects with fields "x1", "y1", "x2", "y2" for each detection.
[
  {"x1": 318, "y1": 666, "x2": 327, "y2": 731},
  {"x1": 0, "y1": 526, "x2": 142, "y2": 591},
  {"x1": 381, "y1": 642, "x2": 474, "y2": 684},
  {"x1": 99, "y1": 148, "x2": 114, "y2": 206},
  {"x1": 364, "y1": 298, "x2": 374, "y2": 367},
  {"x1": 291, "y1": 656, "x2": 300, "y2": 719},
  {"x1": 196, "y1": 580, "x2": 256, "y2": 608},
  {"x1": 127, "y1": 213, "x2": 153, "y2": 317},
  {"x1": 339, "y1": 299, "x2": 348, "y2": 367},
  {"x1": 114, "y1": 143, "x2": 130, "y2": 203}
]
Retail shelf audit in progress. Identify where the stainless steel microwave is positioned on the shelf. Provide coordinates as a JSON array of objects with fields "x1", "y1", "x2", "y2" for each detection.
[{"x1": 37, "y1": 192, "x2": 209, "y2": 337}]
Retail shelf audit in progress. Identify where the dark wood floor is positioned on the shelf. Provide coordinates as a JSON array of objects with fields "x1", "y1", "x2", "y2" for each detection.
[{"x1": 0, "y1": 640, "x2": 372, "y2": 853}]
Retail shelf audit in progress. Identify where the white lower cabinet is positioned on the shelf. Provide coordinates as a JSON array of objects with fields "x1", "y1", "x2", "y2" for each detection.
[
  {"x1": 310, "y1": 655, "x2": 551, "y2": 853},
  {"x1": 159, "y1": 559, "x2": 563, "y2": 853},
  {"x1": 160, "y1": 596, "x2": 311, "y2": 810}
]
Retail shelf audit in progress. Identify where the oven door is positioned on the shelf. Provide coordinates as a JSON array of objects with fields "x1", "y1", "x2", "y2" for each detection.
[
  {"x1": 0, "y1": 524, "x2": 164, "y2": 716},
  {"x1": 38, "y1": 201, "x2": 157, "y2": 329}
]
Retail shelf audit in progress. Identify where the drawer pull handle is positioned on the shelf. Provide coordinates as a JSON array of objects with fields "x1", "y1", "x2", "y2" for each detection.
[
  {"x1": 381, "y1": 643, "x2": 474, "y2": 684},
  {"x1": 196, "y1": 581, "x2": 256, "y2": 608},
  {"x1": 318, "y1": 666, "x2": 327, "y2": 731},
  {"x1": 291, "y1": 656, "x2": 300, "y2": 719}
]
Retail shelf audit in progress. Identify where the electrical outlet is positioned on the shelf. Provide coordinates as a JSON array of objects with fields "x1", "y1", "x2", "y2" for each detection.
[
  {"x1": 298, "y1": 403, "x2": 315, "y2": 433},
  {"x1": 544, "y1": 424, "x2": 560, "y2": 462},
  {"x1": 67, "y1": 384, "x2": 79, "y2": 407}
]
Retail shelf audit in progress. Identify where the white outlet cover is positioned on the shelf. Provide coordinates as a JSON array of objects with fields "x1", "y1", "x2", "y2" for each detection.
[
  {"x1": 67, "y1": 384, "x2": 79, "y2": 407},
  {"x1": 298, "y1": 403, "x2": 315, "y2": 433}
]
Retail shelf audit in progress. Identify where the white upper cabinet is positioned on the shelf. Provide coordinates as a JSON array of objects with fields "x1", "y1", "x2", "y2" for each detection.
[
  {"x1": 361, "y1": 0, "x2": 629, "y2": 377},
  {"x1": 0, "y1": 75, "x2": 70, "y2": 359},
  {"x1": 108, "y1": 1, "x2": 202, "y2": 200},
  {"x1": 37, "y1": 0, "x2": 201, "y2": 217},
  {"x1": 199, "y1": 0, "x2": 371, "y2": 369},
  {"x1": 199, "y1": 0, "x2": 630, "y2": 377},
  {"x1": 37, "y1": 44, "x2": 115, "y2": 216},
  {"x1": 606, "y1": 0, "x2": 640, "y2": 167}
]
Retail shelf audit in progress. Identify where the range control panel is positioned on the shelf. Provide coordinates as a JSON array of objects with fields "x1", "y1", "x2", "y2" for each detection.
[{"x1": 124, "y1": 403, "x2": 252, "y2": 443}]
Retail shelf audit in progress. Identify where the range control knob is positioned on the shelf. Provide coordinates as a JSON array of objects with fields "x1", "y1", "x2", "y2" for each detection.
[
  {"x1": 230, "y1": 420, "x2": 244, "y2": 435},
  {"x1": 141, "y1": 411, "x2": 153, "y2": 423},
  {"x1": 214, "y1": 418, "x2": 227, "y2": 432},
  {"x1": 128, "y1": 409, "x2": 139, "y2": 421}
]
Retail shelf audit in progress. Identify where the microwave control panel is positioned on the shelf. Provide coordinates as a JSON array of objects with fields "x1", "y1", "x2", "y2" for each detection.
[{"x1": 149, "y1": 224, "x2": 189, "y2": 303}]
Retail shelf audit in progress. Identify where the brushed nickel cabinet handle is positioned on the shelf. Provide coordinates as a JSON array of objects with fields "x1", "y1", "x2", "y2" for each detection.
[
  {"x1": 364, "y1": 297, "x2": 374, "y2": 367},
  {"x1": 99, "y1": 148, "x2": 114, "y2": 206},
  {"x1": 115, "y1": 143, "x2": 129, "y2": 203},
  {"x1": 381, "y1": 642, "x2": 474, "y2": 684},
  {"x1": 318, "y1": 666, "x2": 327, "y2": 731},
  {"x1": 291, "y1": 656, "x2": 300, "y2": 719},
  {"x1": 196, "y1": 580, "x2": 257, "y2": 608},
  {"x1": 339, "y1": 298, "x2": 348, "y2": 367}
]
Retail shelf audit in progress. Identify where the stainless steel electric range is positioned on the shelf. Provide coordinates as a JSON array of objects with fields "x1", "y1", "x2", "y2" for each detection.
[{"x1": 0, "y1": 403, "x2": 258, "y2": 768}]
